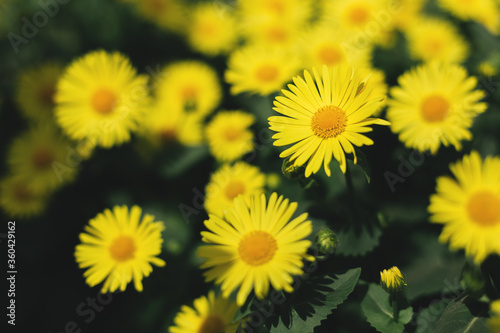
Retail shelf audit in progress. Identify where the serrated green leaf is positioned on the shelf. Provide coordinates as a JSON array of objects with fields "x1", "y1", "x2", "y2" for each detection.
[
  {"x1": 432, "y1": 295, "x2": 489, "y2": 333},
  {"x1": 336, "y1": 222, "x2": 382, "y2": 257},
  {"x1": 361, "y1": 284, "x2": 413, "y2": 333},
  {"x1": 415, "y1": 300, "x2": 448, "y2": 333},
  {"x1": 269, "y1": 268, "x2": 361, "y2": 333}
]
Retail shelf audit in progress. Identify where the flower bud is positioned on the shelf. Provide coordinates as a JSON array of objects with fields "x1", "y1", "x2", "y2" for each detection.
[
  {"x1": 281, "y1": 157, "x2": 305, "y2": 180},
  {"x1": 314, "y1": 228, "x2": 339, "y2": 255},
  {"x1": 380, "y1": 266, "x2": 407, "y2": 294}
]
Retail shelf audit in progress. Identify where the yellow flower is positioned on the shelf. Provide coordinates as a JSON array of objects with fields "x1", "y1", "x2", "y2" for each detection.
[
  {"x1": 429, "y1": 151, "x2": 500, "y2": 264},
  {"x1": 15, "y1": 63, "x2": 63, "y2": 122},
  {"x1": 387, "y1": 62, "x2": 487, "y2": 154},
  {"x1": 75, "y1": 205, "x2": 165, "y2": 292},
  {"x1": 438, "y1": 0, "x2": 500, "y2": 35},
  {"x1": 132, "y1": 0, "x2": 186, "y2": 33},
  {"x1": 197, "y1": 192, "x2": 314, "y2": 305},
  {"x1": 206, "y1": 110, "x2": 255, "y2": 162},
  {"x1": 7, "y1": 123, "x2": 78, "y2": 194},
  {"x1": 405, "y1": 16, "x2": 469, "y2": 64},
  {"x1": 0, "y1": 175, "x2": 49, "y2": 218},
  {"x1": 225, "y1": 44, "x2": 301, "y2": 96},
  {"x1": 55, "y1": 50, "x2": 149, "y2": 148},
  {"x1": 269, "y1": 65, "x2": 389, "y2": 177},
  {"x1": 186, "y1": 2, "x2": 239, "y2": 56},
  {"x1": 169, "y1": 291, "x2": 239, "y2": 333},
  {"x1": 155, "y1": 61, "x2": 222, "y2": 117},
  {"x1": 380, "y1": 266, "x2": 407, "y2": 294},
  {"x1": 237, "y1": 0, "x2": 314, "y2": 25},
  {"x1": 204, "y1": 162, "x2": 266, "y2": 217},
  {"x1": 392, "y1": 0, "x2": 426, "y2": 32}
]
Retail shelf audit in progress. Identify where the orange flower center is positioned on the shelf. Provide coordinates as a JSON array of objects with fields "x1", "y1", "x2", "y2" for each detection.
[
  {"x1": 318, "y1": 45, "x2": 343, "y2": 65},
  {"x1": 311, "y1": 105, "x2": 347, "y2": 138},
  {"x1": 224, "y1": 127, "x2": 243, "y2": 141},
  {"x1": 238, "y1": 230, "x2": 277, "y2": 266},
  {"x1": 32, "y1": 147, "x2": 55, "y2": 169},
  {"x1": 92, "y1": 88, "x2": 117, "y2": 114},
  {"x1": 427, "y1": 39, "x2": 443, "y2": 55},
  {"x1": 348, "y1": 6, "x2": 370, "y2": 25},
  {"x1": 266, "y1": 0, "x2": 285, "y2": 15},
  {"x1": 197, "y1": 21, "x2": 217, "y2": 37},
  {"x1": 467, "y1": 191, "x2": 500, "y2": 227},
  {"x1": 420, "y1": 94, "x2": 449, "y2": 122},
  {"x1": 198, "y1": 315, "x2": 225, "y2": 333},
  {"x1": 255, "y1": 64, "x2": 279, "y2": 83},
  {"x1": 267, "y1": 27, "x2": 287, "y2": 42},
  {"x1": 109, "y1": 236, "x2": 136, "y2": 262},
  {"x1": 225, "y1": 181, "x2": 245, "y2": 200}
]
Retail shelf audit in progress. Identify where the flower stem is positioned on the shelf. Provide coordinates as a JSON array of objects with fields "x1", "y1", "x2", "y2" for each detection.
[{"x1": 392, "y1": 293, "x2": 399, "y2": 322}]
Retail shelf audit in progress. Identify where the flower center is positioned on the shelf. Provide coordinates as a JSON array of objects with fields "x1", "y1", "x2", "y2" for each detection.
[
  {"x1": 420, "y1": 94, "x2": 449, "y2": 122},
  {"x1": 318, "y1": 45, "x2": 343, "y2": 65},
  {"x1": 426, "y1": 39, "x2": 443, "y2": 54},
  {"x1": 467, "y1": 191, "x2": 500, "y2": 227},
  {"x1": 267, "y1": 0, "x2": 285, "y2": 15},
  {"x1": 255, "y1": 64, "x2": 279, "y2": 83},
  {"x1": 224, "y1": 127, "x2": 243, "y2": 141},
  {"x1": 311, "y1": 105, "x2": 347, "y2": 138},
  {"x1": 13, "y1": 183, "x2": 32, "y2": 202},
  {"x1": 32, "y1": 147, "x2": 55, "y2": 169},
  {"x1": 109, "y1": 236, "x2": 136, "y2": 262},
  {"x1": 198, "y1": 315, "x2": 225, "y2": 333},
  {"x1": 225, "y1": 181, "x2": 245, "y2": 200},
  {"x1": 267, "y1": 27, "x2": 287, "y2": 42},
  {"x1": 39, "y1": 84, "x2": 56, "y2": 108},
  {"x1": 92, "y1": 88, "x2": 117, "y2": 114},
  {"x1": 238, "y1": 230, "x2": 277, "y2": 266},
  {"x1": 197, "y1": 21, "x2": 217, "y2": 37},
  {"x1": 348, "y1": 6, "x2": 370, "y2": 25},
  {"x1": 159, "y1": 128, "x2": 177, "y2": 143}
]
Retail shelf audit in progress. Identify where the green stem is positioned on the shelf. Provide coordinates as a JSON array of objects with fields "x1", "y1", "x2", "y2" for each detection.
[{"x1": 392, "y1": 293, "x2": 399, "y2": 323}]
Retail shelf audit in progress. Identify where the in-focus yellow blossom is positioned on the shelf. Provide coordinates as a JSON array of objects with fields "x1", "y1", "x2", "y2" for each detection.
[
  {"x1": 387, "y1": 62, "x2": 487, "y2": 154},
  {"x1": 198, "y1": 192, "x2": 314, "y2": 305},
  {"x1": 269, "y1": 65, "x2": 389, "y2": 177},
  {"x1": 429, "y1": 152, "x2": 500, "y2": 264},
  {"x1": 75, "y1": 205, "x2": 165, "y2": 292}
]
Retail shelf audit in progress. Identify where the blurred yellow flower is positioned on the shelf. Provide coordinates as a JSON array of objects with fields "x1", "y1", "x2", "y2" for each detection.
[
  {"x1": 438, "y1": 0, "x2": 500, "y2": 35},
  {"x1": 225, "y1": 44, "x2": 301, "y2": 96},
  {"x1": 269, "y1": 65, "x2": 389, "y2": 177},
  {"x1": 205, "y1": 110, "x2": 255, "y2": 162},
  {"x1": 0, "y1": 175, "x2": 49, "y2": 218},
  {"x1": 75, "y1": 205, "x2": 165, "y2": 293},
  {"x1": 405, "y1": 16, "x2": 469, "y2": 63},
  {"x1": 15, "y1": 63, "x2": 63, "y2": 122},
  {"x1": 429, "y1": 151, "x2": 500, "y2": 264},
  {"x1": 169, "y1": 291, "x2": 239, "y2": 333},
  {"x1": 198, "y1": 192, "x2": 314, "y2": 305},
  {"x1": 55, "y1": 50, "x2": 149, "y2": 148},
  {"x1": 204, "y1": 161, "x2": 266, "y2": 217},
  {"x1": 387, "y1": 62, "x2": 487, "y2": 154},
  {"x1": 133, "y1": 0, "x2": 186, "y2": 33}
]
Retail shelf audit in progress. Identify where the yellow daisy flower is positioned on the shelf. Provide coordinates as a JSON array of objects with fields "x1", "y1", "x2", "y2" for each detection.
[
  {"x1": 225, "y1": 44, "x2": 301, "y2": 96},
  {"x1": 241, "y1": 18, "x2": 302, "y2": 49},
  {"x1": 205, "y1": 162, "x2": 266, "y2": 217},
  {"x1": 186, "y1": 2, "x2": 239, "y2": 56},
  {"x1": 7, "y1": 124, "x2": 78, "y2": 194},
  {"x1": 438, "y1": 0, "x2": 500, "y2": 35},
  {"x1": 133, "y1": 0, "x2": 186, "y2": 33},
  {"x1": 387, "y1": 62, "x2": 487, "y2": 154},
  {"x1": 15, "y1": 63, "x2": 63, "y2": 122},
  {"x1": 269, "y1": 65, "x2": 389, "y2": 177},
  {"x1": 155, "y1": 61, "x2": 222, "y2": 117},
  {"x1": 55, "y1": 50, "x2": 149, "y2": 148},
  {"x1": 405, "y1": 16, "x2": 469, "y2": 64},
  {"x1": 169, "y1": 291, "x2": 239, "y2": 333},
  {"x1": 392, "y1": 0, "x2": 426, "y2": 32},
  {"x1": 75, "y1": 205, "x2": 165, "y2": 292},
  {"x1": 0, "y1": 175, "x2": 49, "y2": 218},
  {"x1": 206, "y1": 110, "x2": 255, "y2": 163},
  {"x1": 197, "y1": 192, "x2": 314, "y2": 306},
  {"x1": 429, "y1": 151, "x2": 500, "y2": 264},
  {"x1": 237, "y1": 0, "x2": 314, "y2": 25}
]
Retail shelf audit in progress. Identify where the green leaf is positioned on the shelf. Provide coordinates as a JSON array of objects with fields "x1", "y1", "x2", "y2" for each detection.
[
  {"x1": 268, "y1": 268, "x2": 361, "y2": 333},
  {"x1": 432, "y1": 295, "x2": 489, "y2": 333},
  {"x1": 361, "y1": 284, "x2": 413, "y2": 333},
  {"x1": 415, "y1": 300, "x2": 448, "y2": 333},
  {"x1": 336, "y1": 221, "x2": 382, "y2": 257},
  {"x1": 160, "y1": 145, "x2": 209, "y2": 178}
]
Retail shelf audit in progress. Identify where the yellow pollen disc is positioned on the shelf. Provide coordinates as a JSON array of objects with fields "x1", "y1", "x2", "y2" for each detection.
[
  {"x1": 427, "y1": 39, "x2": 443, "y2": 54},
  {"x1": 255, "y1": 64, "x2": 279, "y2": 83},
  {"x1": 197, "y1": 22, "x2": 217, "y2": 37},
  {"x1": 32, "y1": 147, "x2": 55, "y2": 169},
  {"x1": 225, "y1": 181, "x2": 245, "y2": 200},
  {"x1": 467, "y1": 191, "x2": 500, "y2": 227},
  {"x1": 181, "y1": 86, "x2": 198, "y2": 100},
  {"x1": 109, "y1": 236, "x2": 136, "y2": 262},
  {"x1": 224, "y1": 127, "x2": 242, "y2": 141},
  {"x1": 92, "y1": 88, "x2": 117, "y2": 114},
  {"x1": 318, "y1": 46, "x2": 343, "y2": 65},
  {"x1": 267, "y1": 27, "x2": 287, "y2": 42},
  {"x1": 311, "y1": 105, "x2": 347, "y2": 138},
  {"x1": 348, "y1": 6, "x2": 370, "y2": 25},
  {"x1": 198, "y1": 315, "x2": 225, "y2": 333},
  {"x1": 267, "y1": 0, "x2": 285, "y2": 15},
  {"x1": 238, "y1": 230, "x2": 277, "y2": 266},
  {"x1": 420, "y1": 94, "x2": 449, "y2": 122}
]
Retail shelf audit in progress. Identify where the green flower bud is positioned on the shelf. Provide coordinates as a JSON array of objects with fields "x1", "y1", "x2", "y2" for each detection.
[
  {"x1": 314, "y1": 228, "x2": 339, "y2": 255},
  {"x1": 281, "y1": 157, "x2": 305, "y2": 180},
  {"x1": 380, "y1": 266, "x2": 407, "y2": 294}
]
